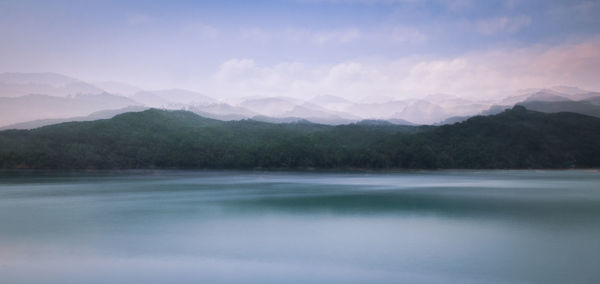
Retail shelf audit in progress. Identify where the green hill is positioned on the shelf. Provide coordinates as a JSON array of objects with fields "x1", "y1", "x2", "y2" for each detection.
[
  {"x1": 517, "y1": 99, "x2": 600, "y2": 118},
  {"x1": 421, "y1": 106, "x2": 600, "y2": 168},
  {"x1": 1, "y1": 106, "x2": 599, "y2": 169}
]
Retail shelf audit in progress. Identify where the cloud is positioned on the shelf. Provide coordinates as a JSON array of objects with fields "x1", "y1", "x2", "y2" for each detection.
[
  {"x1": 211, "y1": 58, "x2": 404, "y2": 99},
  {"x1": 392, "y1": 37, "x2": 600, "y2": 99},
  {"x1": 238, "y1": 26, "x2": 426, "y2": 46},
  {"x1": 214, "y1": 59, "x2": 257, "y2": 81},
  {"x1": 209, "y1": 38, "x2": 600, "y2": 101},
  {"x1": 475, "y1": 15, "x2": 531, "y2": 35},
  {"x1": 213, "y1": 59, "x2": 313, "y2": 96}
]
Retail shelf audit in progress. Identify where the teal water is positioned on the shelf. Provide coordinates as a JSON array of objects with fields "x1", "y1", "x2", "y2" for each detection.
[{"x1": 1, "y1": 170, "x2": 599, "y2": 283}]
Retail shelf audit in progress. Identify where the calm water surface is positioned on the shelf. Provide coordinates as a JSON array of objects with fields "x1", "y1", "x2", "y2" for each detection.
[{"x1": 1, "y1": 170, "x2": 599, "y2": 283}]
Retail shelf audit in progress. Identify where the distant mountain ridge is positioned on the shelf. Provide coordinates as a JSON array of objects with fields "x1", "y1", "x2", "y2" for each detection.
[
  {"x1": 0, "y1": 93, "x2": 141, "y2": 126},
  {"x1": 131, "y1": 89, "x2": 217, "y2": 107},
  {"x1": 0, "y1": 106, "x2": 148, "y2": 130},
  {"x1": 517, "y1": 100, "x2": 600, "y2": 118},
  {"x1": 1, "y1": 72, "x2": 600, "y2": 127},
  {"x1": 437, "y1": 89, "x2": 600, "y2": 125},
  {"x1": 0, "y1": 72, "x2": 105, "y2": 97}
]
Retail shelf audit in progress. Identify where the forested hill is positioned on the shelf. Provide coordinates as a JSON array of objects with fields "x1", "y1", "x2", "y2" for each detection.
[{"x1": 1, "y1": 106, "x2": 599, "y2": 169}]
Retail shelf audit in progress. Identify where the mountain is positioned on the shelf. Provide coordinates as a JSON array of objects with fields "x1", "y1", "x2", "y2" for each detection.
[
  {"x1": 332, "y1": 97, "x2": 483, "y2": 125},
  {"x1": 250, "y1": 114, "x2": 354, "y2": 125},
  {"x1": 488, "y1": 88, "x2": 600, "y2": 121},
  {"x1": 357, "y1": 95, "x2": 396, "y2": 104},
  {"x1": 434, "y1": 103, "x2": 517, "y2": 125},
  {"x1": 354, "y1": 119, "x2": 394, "y2": 126},
  {"x1": 130, "y1": 91, "x2": 171, "y2": 107},
  {"x1": 394, "y1": 100, "x2": 449, "y2": 125},
  {"x1": 343, "y1": 100, "x2": 414, "y2": 119},
  {"x1": 94, "y1": 81, "x2": 142, "y2": 96},
  {"x1": 500, "y1": 91, "x2": 565, "y2": 105},
  {"x1": 583, "y1": 96, "x2": 600, "y2": 106},
  {"x1": 250, "y1": 115, "x2": 310, "y2": 124},
  {"x1": 435, "y1": 116, "x2": 470, "y2": 125},
  {"x1": 524, "y1": 91, "x2": 571, "y2": 102},
  {"x1": 3, "y1": 73, "x2": 600, "y2": 128},
  {"x1": 238, "y1": 97, "x2": 301, "y2": 117},
  {"x1": 423, "y1": 106, "x2": 600, "y2": 168},
  {"x1": 307, "y1": 95, "x2": 354, "y2": 112},
  {"x1": 131, "y1": 89, "x2": 216, "y2": 107},
  {"x1": 0, "y1": 106, "x2": 148, "y2": 130},
  {"x1": 309, "y1": 95, "x2": 352, "y2": 104},
  {"x1": 569, "y1": 92, "x2": 600, "y2": 101},
  {"x1": 187, "y1": 103, "x2": 257, "y2": 121},
  {"x1": 280, "y1": 104, "x2": 358, "y2": 124},
  {"x1": 237, "y1": 97, "x2": 358, "y2": 124},
  {"x1": 500, "y1": 87, "x2": 600, "y2": 106},
  {"x1": 0, "y1": 72, "x2": 105, "y2": 97},
  {"x1": 424, "y1": 93, "x2": 486, "y2": 111},
  {"x1": 387, "y1": 118, "x2": 418, "y2": 126},
  {"x1": 1, "y1": 106, "x2": 599, "y2": 169},
  {"x1": 0, "y1": 93, "x2": 140, "y2": 126},
  {"x1": 517, "y1": 100, "x2": 600, "y2": 118},
  {"x1": 481, "y1": 105, "x2": 511, "y2": 115},
  {"x1": 546, "y1": 86, "x2": 600, "y2": 100},
  {"x1": 549, "y1": 86, "x2": 589, "y2": 96}
]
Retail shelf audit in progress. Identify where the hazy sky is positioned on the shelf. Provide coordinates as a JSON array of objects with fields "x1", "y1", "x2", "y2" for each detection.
[{"x1": 1, "y1": 0, "x2": 599, "y2": 100}]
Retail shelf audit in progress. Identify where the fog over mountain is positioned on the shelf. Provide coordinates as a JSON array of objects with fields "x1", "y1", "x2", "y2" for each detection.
[
  {"x1": 1, "y1": 72, "x2": 599, "y2": 128},
  {"x1": 93, "y1": 81, "x2": 142, "y2": 97},
  {"x1": 0, "y1": 73, "x2": 104, "y2": 97},
  {"x1": 0, "y1": 106, "x2": 148, "y2": 130},
  {"x1": 1, "y1": 0, "x2": 599, "y2": 127},
  {"x1": 0, "y1": 92, "x2": 140, "y2": 126},
  {"x1": 131, "y1": 89, "x2": 217, "y2": 107}
]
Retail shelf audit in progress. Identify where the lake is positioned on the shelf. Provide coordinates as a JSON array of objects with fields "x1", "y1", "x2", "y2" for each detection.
[{"x1": 1, "y1": 170, "x2": 599, "y2": 283}]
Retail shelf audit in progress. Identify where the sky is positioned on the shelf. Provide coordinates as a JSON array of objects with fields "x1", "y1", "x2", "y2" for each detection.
[{"x1": 1, "y1": 0, "x2": 600, "y2": 101}]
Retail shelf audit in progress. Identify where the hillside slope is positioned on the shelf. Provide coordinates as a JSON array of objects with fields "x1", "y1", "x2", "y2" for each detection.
[
  {"x1": 517, "y1": 99, "x2": 600, "y2": 118},
  {"x1": 0, "y1": 106, "x2": 599, "y2": 169}
]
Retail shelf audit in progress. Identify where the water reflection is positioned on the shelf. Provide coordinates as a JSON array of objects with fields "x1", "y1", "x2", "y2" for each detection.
[{"x1": 1, "y1": 170, "x2": 599, "y2": 283}]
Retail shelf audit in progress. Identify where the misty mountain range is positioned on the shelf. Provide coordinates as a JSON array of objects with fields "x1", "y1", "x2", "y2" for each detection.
[{"x1": 2, "y1": 72, "x2": 600, "y2": 129}]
